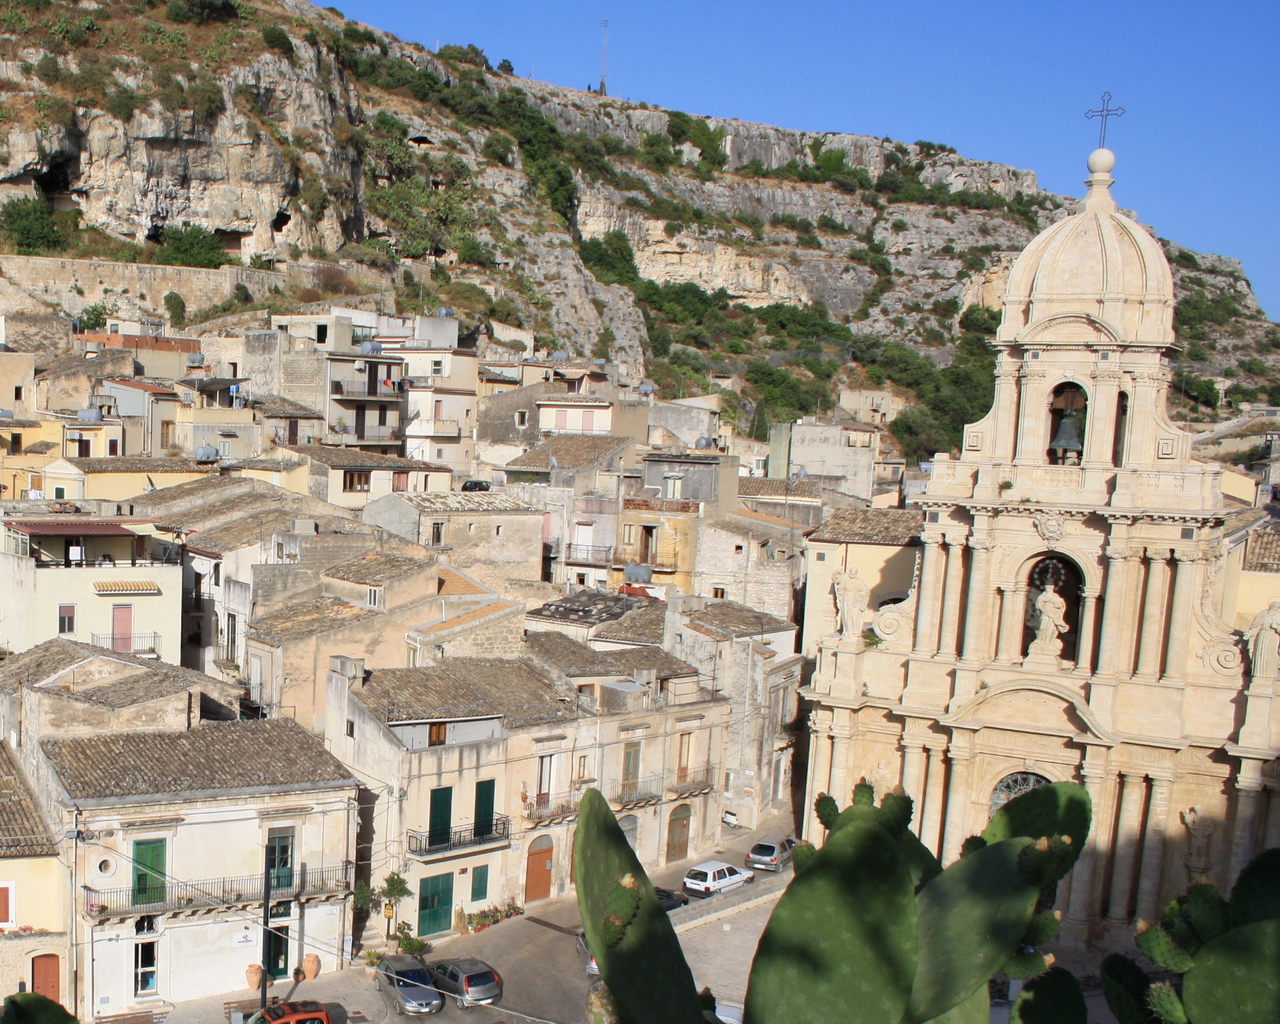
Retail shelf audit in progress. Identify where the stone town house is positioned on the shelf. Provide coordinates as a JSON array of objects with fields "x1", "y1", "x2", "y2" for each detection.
[{"x1": 802, "y1": 150, "x2": 1280, "y2": 948}]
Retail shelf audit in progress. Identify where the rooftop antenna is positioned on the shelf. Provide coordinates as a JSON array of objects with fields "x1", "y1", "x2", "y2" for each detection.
[{"x1": 599, "y1": 20, "x2": 608, "y2": 96}]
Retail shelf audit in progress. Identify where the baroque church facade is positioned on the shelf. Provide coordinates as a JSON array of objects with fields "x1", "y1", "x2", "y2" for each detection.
[{"x1": 802, "y1": 149, "x2": 1280, "y2": 946}]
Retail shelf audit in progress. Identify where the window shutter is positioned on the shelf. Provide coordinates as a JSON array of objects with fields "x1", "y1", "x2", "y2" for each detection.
[{"x1": 0, "y1": 885, "x2": 11, "y2": 921}]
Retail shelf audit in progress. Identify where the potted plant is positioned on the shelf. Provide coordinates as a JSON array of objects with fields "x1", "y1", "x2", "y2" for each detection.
[
  {"x1": 292, "y1": 966, "x2": 305, "y2": 984},
  {"x1": 361, "y1": 948, "x2": 382, "y2": 980}
]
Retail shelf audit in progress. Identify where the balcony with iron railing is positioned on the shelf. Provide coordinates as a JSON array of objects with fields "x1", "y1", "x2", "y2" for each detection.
[
  {"x1": 84, "y1": 863, "x2": 348, "y2": 918},
  {"x1": 33, "y1": 553, "x2": 179, "y2": 570},
  {"x1": 332, "y1": 378, "x2": 403, "y2": 400},
  {"x1": 406, "y1": 814, "x2": 512, "y2": 857},
  {"x1": 667, "y1": 765, "x2": 716, "y2": 797},
  {"x1": 89, "y1": 633, "x2": 161, "y2": 657},
  {"x1": 522, "y1": 790, "x2": 584, "y2": 823},
  {"x1": 611, "y1": 546, "x2": 678, "y2": 571},
  {"x1": 325, "y1": 426, "x2": 399, "y2": 445},
  {"x1": 608, "y1": 773, "x2": 665, "y2": 808},
  {"x1": 405, "y1": 419, "x2": 461, "y2": 438},
  {"x1": 564, "y1": 543, "x2": 614, "y2": 566}
]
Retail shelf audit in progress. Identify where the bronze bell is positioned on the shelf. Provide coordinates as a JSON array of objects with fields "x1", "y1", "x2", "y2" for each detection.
[{"x1": 1050, "y1": 410, "x2": 1083, "y2": 453}]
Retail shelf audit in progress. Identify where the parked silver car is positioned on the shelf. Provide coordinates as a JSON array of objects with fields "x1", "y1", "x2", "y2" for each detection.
[
  {"x1": 745, "y1": 836, "x2": 797, "y2": 873},
  {"x1": 375, "y1": 954, "x2": 444, "y2": 1016},
  {"x1": 426, "y1": 957, "x2": 503, "y2": 1009}
]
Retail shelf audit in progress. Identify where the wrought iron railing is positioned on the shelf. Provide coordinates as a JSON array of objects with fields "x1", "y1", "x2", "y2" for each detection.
[
  {"x1": 565, "y1": 543, "x2": 613, "y2": 565},
  {"x1": 84, "y1": 864, "x2": 348, "y2": 917},
  {"x1": 34, "y1": 555, "x2": 178, "y2": 569},
  {"x1": 88, "y1": 633, "x2": 161, "y2": 656},
  {"x1": 333, "y1": 378, "x2": 402, "y2": 398},
  {"x1": 667, "y1": 765, "x2": 716, "y2": 795},
  {"x1": 608, "y1": 774, "x2": 665, "y2": 806},
  {"x1": 406, "y1": 814, "x2": 512, "y2": 856},
  {"x1": 612, "y1": 546, "x2": 678, "y2": 570},
  {"x1": 523, "y1": 790, "x2": 583, "y2": 822}
]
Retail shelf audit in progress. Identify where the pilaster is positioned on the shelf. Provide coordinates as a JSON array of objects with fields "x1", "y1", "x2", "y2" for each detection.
[
  {"x1": 1134, "y1": 549, "x2": 1171, "y2": 679},
  {"x1": 913, "y1": 535, "x2": 945, "y2": 656},
  {"x1": 1134, "y1": 772, "x2": 1174, "y2": 922},
  {"x1": 937, "y1": 533, "x2": 969, "y2": 658},
  {"x1": 1104, "y1": 771, "x2": 1148, "y2": 930}
]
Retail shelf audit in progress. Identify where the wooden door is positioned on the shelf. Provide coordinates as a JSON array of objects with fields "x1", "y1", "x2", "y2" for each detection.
[
  {"x1": 287, "y1": 418, "x2": 298, "y2": 445},
  {"x1": 417, "y1": 873, "x2": 453, "y2": 935},
  {"x1": 666, "y1": 804, "x2": 691, "y2": 863},
  {"x1": 266, "y1": 925, "x2": 289, "y2": 977},
  {"x1": 473, "y1": 780, "x2": 495, "y2": 838},
  {"x1": 525, "y1": 836, "x2": 553, "y2": 903},
  {"x1": 112, "y1": 604, "x2": 133, "y2": 651},
  {"x1": 31, "y1": 955, "x2": 58, "y2": 1004},
  {"x1": 429, "y1": 786, "x2": 453, "y2": 848},
  {"x1": 132, "y1": 839, "x2": 166, "y2": 905},
  {"x1": 354, "y1": 405, "x2": 367, "y2": 439}
]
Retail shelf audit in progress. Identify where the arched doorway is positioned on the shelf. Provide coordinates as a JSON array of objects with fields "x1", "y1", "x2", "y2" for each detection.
[
  {"x1": 618, "y1": 814, "x2": 639, "y2": 851},
  {"x1": 1023, "y1": 556, "x2": 1084, "y2": 662},
  {"x1": 525, "y1": 835, "x2": 554, "y2": 903},
  {"x1": 666, "y1": 804, "x2": 692, "y2": 863},
  {"x1": 989, "y1": 771, "x2": 1051, "y2": 818},
  {"x1": 1047, "y1": 383, "x2": 1087, "y2": 464}
]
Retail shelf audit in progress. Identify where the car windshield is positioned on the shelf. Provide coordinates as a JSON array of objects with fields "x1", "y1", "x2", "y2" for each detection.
[
  {"x1": 467, "y1": 971, "x2": 497, "y2": 987},
  {"x1": 397, "y1": 969, "x2": 431, "y2": 987},
  {"x1": 750, "y1": 843, "x2": 777, "y2": 857},
  {"x1": 686, "y1": 869, "x2": 708, "y2": 882}
]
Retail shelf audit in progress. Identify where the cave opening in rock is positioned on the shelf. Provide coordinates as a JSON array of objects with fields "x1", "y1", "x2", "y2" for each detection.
[{"x1": 272, "y1": 210, "x2": 291, "y2": 233}]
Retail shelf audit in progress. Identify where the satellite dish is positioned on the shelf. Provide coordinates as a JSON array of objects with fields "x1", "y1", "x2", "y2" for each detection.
[
  {"x1": 793, "y1": 467, "x2": 809, "y2": 480},
  {"x1": 638, "y1": 383, "x2": 655, "y2": 395},
  {"x1": 549, "y1": 456, "x2": 558, "y2": 469}
]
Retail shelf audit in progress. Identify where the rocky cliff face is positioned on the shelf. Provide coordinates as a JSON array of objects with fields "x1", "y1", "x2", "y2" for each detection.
[{"x1": 0, "y1": 0, "x2": 1268, "y2": 381}]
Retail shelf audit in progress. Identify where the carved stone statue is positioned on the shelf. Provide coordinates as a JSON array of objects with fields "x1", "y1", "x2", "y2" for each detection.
[
  {"x1": 1244, "y1": 600, "x2": 1280, "y2": 681},
  {"x1": 832, "y1": 567, "x2": 871, "y2": 638},
  {"x1": 1027, "y1": 586, "x2": 1069, "y2": 659},
  {"x1": 1181, "y1": 806, "x2": 1215, "y2": 880}
]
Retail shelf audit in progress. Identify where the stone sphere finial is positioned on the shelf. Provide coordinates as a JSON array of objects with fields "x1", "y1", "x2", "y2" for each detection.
[{"x1": 1087, "y1": 148, "x2": 1116, "y2": 174}]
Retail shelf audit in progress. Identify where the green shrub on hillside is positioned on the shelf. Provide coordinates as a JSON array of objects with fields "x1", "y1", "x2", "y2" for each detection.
[
  {"x1": 154, "y1": 223, "x2": 232, "y2": 268},
  {"x1": 481, "y1": 131, "x2": 514, "y2": 166},
  {"x1": 262, "y1": 25, "x2": 295, "y2": 59},
  {"x1": 163, "y1": 291, "x2": 187, "y2": 327},
  {"x1": 166, "y1": 0, "x2": 239, "y2": 23},
  {"x1": 0, "y1": 194, "x2": 64, "y2": 253},
  {"x1": 579, "y1": 231, "x2": 640, "y2": 287}
]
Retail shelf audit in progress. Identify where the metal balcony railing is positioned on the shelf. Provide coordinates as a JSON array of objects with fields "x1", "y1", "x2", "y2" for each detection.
[
  {"x1": 328, "y1": 426, "x2": 398, "y2": 443},
  {"x1": 612, "y1": 546, "x2": 678, "y2": 570},
  {"x1": 184, "y1": 588, "x2": 215, "y2": 612},
  {"x1": 84, "y1": 864, "x2": 348, "y2": 917},
  {"x1": 565, "y1": 543, "x2": 613, "y2": 565},
  {"x1": 89, "y1": 633, "x2": 161, "y2": 656},
  {"x1": 406, "y1": 814, "x2": 512, "y2": 856},
  {"x1": 410, "y1": 419, "x2": 461, "y2": 437},
  {"x1": 608, "y1": 774, "x2": 665, "y2": 807},
  {"x1": 523, "y1": 790, "x2": 583, "y2": 823},
  {"x1": 34, "y1": 555, "x2": 178, "y2": 569},
  {"x1": 667, "y1": 765, "x2": 716, "y2": 796},
  {"x1": 332, "y1": 378, "x2": 402, "y2": 399},
  {"x1": 546, "y1": 426, "x2": 613, "y2": 435}
]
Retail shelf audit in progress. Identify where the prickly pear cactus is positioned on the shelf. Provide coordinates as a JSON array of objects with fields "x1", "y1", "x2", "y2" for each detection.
[
  {"x1": 1228, "y1": 847, "x2": 1280, "y2": 927},
  {"x1": 1021, "y1": 910, "x2": 1062, "y2": 947},
  {"x1": 573, "y1": 789, "x2": 703, "y2": 1024},
  {"x1": 1180, "y1": 917, "x2": 1280, "y2": 1024},
  {"x1": 815, "y1": 792, "x2": 840, "y2": 830},
  {"x1": 1147, "y1": 982, "x2": 1189, "y2": 1024},
  {"x1": 1100, "y1": 953, "x2": 1158, "y2": 1024},
  {"x1": 1002, "y1": 950, "x2": 1054, "y2": 980},
  {"x1": 600, "y1": 876, "x2": 641, "y2": 948},
  {"x1": 982, "y1": 781, "x2": 1092, "y2": 850},
  {"x1": 1009, "y1": 967, "x2": 1087, "y2": 1024},
  {"x1": 791, "y1": 840, "x2": 816, "y2": 873},
  {"x1": 1134, "y1": 920, "x2": 1194, "y2": 972},
  {"x1": 1181, "y1": 884, "x2": 1230, "y2": 943},
  {"x1": 1, "y1": 994, "x2": 77, "y2": 1024}
]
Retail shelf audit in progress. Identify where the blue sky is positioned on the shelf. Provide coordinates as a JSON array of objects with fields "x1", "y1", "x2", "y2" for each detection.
[{"x1": 340, "y1": 0, "x2": 1280, "y2": 317}]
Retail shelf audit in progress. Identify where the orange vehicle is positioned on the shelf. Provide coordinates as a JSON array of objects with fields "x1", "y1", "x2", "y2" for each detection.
[{"x1": 245, "y1": 1001, "x2": 330, "y2": 1024}]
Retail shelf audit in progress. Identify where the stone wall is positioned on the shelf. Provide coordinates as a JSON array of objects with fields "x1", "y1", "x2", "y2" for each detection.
[{"x1": 436, "y1": 602, "x2": 527, "y2": 659}]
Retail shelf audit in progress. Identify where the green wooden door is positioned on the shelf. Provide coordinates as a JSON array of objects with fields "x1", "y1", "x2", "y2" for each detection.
[
  {"x1": 417, "y1": 873, "x2": 453, "y2": 936},
  {"x1": 266, "y1": 925, "x2": 289, "y2": 977},
  {"x1": 474, "y1": 780, "x2": 495, "y2": 838},
  {"x1": 267, "y1": 827, "x2": 294, "y2": 889},
  {"x1": 132, "y1": 839, "x2": 166, "y2": 906},
  {"x1": 428, "y1": 786, "x2": 452, "y2": 848}
]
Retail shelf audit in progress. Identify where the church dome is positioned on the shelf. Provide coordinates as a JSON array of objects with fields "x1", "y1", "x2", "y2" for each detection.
[{"x1": 998, "y1": 150, "x2": 1175, "y2": 346}]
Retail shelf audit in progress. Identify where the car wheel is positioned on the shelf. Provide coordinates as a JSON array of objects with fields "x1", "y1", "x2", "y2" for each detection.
[
  {"x1": 375, "y1": 979, "x2": 381, "y2": 992},
  {"x1": 394, "y1": 1001, "x2": 403, "y2": 1016},
  {"x1": 746, "y1": 875, "x2": 755, "y2": 883},
  {"x1": 456, "y1": 996, "x2": 467, "y2": 1010}
]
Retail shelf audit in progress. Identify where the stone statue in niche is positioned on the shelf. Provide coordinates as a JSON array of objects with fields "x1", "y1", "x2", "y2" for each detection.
[
  {"x1": 1027, "y1": 586, "x2": 1069, "y2": 659},
  {"x1": 832, "y1": 566, "x2": 871, "y2": 639},
  {"x1": 1181, "y1": 806, "x2": 1215, "y2": 881},
  {"x1": 1244, "y1": 600, "x2": 1280, "y2": 680}
]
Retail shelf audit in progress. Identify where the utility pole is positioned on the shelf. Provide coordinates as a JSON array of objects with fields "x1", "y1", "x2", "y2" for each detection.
[
  {"x1": 600, "y1": 20, "x2": 608, "y2": 96},
  {"x1": 260, "y1": 851, "x2": 272, "y2": 1011}
]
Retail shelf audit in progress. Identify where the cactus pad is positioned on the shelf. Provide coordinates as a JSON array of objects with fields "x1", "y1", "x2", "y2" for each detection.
[
  {"x1": 1182, "y1": 883, "x2": 1230, "y2": 944},
  {"x1": 1100, "y1": 953, "x2": 1157, "y2": 1024},
  {"x1": 1181, "y1": 917, "x2": 1280, "y2": 1024},
  {"x1": 1021, "y1": 910, "x2": 1062, "y2": 948},
  {"x1": 879, "y1": 789, "x2": 914, "y2": 835},
  {"x1": 1133, "y1": 920, "x2": 1193, "y2": 973},
  {"x1": 745, "y1": 818, "x2": 917, "y2": 1024},
  {"x1": 853, "y1": 781, "x2": 875, "y2": 805},
  {"x1": 921, "y1": 986, "x2": 989, "y2": 1024},
  {"x1": 1009, "y1": 967, "x2": 1087, "y2": 1024},
  {"x1": 895, "y1": 827, "x2": 943, "y2": 892},
  {"x1": 1017, "y1": 835, "x2": 1077, "y2": 888},
  {"x1": 815, "y1": 793, "x2": 839, "y2": 830},
  {"x1": 600, "y1": 877, "x2": 641, "y2": 948},
  {"x1": 982, "y1": 781, "x2": 1092, "y2": 853},
  {"x1": 960, "y1": 835, "x2": 987, "y2": 858},
  {"x1": 1228, "y1": 847, "x2": 1280, "y2": 928},
  {"x1": 1159, "y1": 898, "x2": 1201, "y2": 955},
  {"x1": 1002, "y1": 951, "x2": 1053, "y2": 980},
  {"x1": 791, "y1": 840, "x2": 816, "y2": 873},
  {"x1": 1146, "y1": 982, "x2": 1189, "y2": 1024},
  {"x1": 905, "y1": 836, "x2": 1040, "y2": 1024}
]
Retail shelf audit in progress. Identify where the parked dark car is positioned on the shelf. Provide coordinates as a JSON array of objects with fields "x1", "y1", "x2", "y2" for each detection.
[
  {"x1": 460, "y1": 480, "x2": 491, "y2": 491},
  {"x1": 654, "y1": 886, "x2": 690, "y2": 912},
  {"x1": 375, "y1": 954, "x2": 443, "y2": 1015},
  {"x1": 426, "y1": 957, "x2": 503, "y2": 1009}
]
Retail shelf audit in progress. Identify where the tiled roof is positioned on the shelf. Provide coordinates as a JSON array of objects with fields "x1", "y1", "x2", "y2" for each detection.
[
  {"x1": 42, "y1": 719, "x2": 355, "y2": 801},
  {"x1": 1225, "y1": 506, "x2": 1272, "y2": 536},
  {"x1": 506, "y1": 435, "x2": 632, "y2": 471},
  {"x1": 686, "y1": 601, "x2": 794, "y2": 640},
  {"x1": 437, "y1": 566, "x2": 490, "y2": 595},
  {"x1": 0, "y1": 745, "x2": 56, "y2": 857},
  {"x1": 323, "y1": 552, "x2": 432, "y2": 585},
  {"x1": 722, "y1": 507, "x2": 804, "y2": 531},
  {"x1": 390, "y1": 492, "x2": 539, "y2": 513},
  {"x1": 251, "y1": 395, "x2": 325, "y2": 419},
  {"x1": 525, "y1": 631, "x2": 694, "y2": 679},
  {"x1": 0, "y1": 417, "x2": 40, "y2": 429},
  {"x1": 591, "y1": 603, "x2": 666, "y2": 645},
  {"x1": 1243, "y1": 523, "x2": 1280, "y2": 572},
  {"x1": 249, "y1": 596, "x2": 377, "y2": 644},
  {"x1": 280, "y1": 445, "x2": 448, "y2": 472},
  {"x1": 355, "y1": 660, "x2": 569, "y2": 729},
  {"x1": 413, "y1": 601, "x2": 521, "y2": 632},
  {"x1": 183, "y1": 509, "x2": 341, "y2": 554},
  {"x1": 1, "y1": 639, "x2": 225, "y2": 706},
  {"x1": 622, "y1": 496, "x2": 700, "y2": 514},
  {"x1": 737, "y1": 478, "x2": 821, "y2": 500},
  {"x1": 64, "y1": 457, "x2": 209, "y2": 474},
  {"x1": 526, "y1": 589, "x2": 650, "y2": 626},
  {"x1": 22, "y1": 440, "x2": 57, "y2": 454},
  {"x1": 808, "y1": 508, "x2": 924, "y2": 546}
]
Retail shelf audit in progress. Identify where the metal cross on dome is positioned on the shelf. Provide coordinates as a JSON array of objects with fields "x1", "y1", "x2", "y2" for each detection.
[{"x1": 1085, "y1": 92, "x2": 1126, "y2": 149}]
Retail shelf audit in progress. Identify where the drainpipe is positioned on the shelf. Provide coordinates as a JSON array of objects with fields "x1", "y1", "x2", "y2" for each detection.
[{"x1": 69, "y1": 806, "x2": 80, "y2": 1018}]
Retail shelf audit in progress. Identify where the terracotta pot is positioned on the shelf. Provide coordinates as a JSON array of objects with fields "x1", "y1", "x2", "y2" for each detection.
[
  {"x1": 302, "y1": 954, "x2": 321, "y2": 981},
  {"x1": 246, "y1": 964, "x2": 267, "y2": 992}
]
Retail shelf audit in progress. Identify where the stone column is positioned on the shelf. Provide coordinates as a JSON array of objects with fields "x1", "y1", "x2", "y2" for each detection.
[
  {"x1": 995, "y1": 584, "x2": 1027, "y2": 663},
  {"x1": 828, "y1": 714, "x2": 855, "y2": 812},
  {"x1": 1162, "y1": 551, "x2": 1199, "y2": 682},
  {"x1": 1094, "y1": 547, "x2": 1130, "y2": 677},
  {"x1": 1229, "y1": 759, "x2": 1266, "y2": 884},
  {"x1": 914, "y1": 535, "x2": 946, "y2": 656},
  {"x1": 901, "y1": 737, "x2": 928, "y2": 810},
  {"x1": 941, "y1": 738, "x2": 976, "y2": 865},
  {"x1": 1135, "y1": 549, "x2": 1171, "y2": 679},
  {"x1": 803, "y1": 716, "x2": 833, "y2": 842},
  {"x1": 1105, "y1": 772, "x2": 1148, "y2": 925},
  {"x1": 937, "y1": 536, "x2": 969, "y2": 658},
  {"x1": 1062, "y1": 754, "x2": 1111, "y2": 944},
  {"x1": 1074, "y1": 590, "x2": 1099, "y2": 673},
  {"x1": 919, "y1": 743, "x2": 948, "y2": 858},
  {"x1": 961, "y1": 537, "x2": 994, "y2": 663},
  {"x1": 1134, "y1": 773, "x2": 1174, "y2": 922}
]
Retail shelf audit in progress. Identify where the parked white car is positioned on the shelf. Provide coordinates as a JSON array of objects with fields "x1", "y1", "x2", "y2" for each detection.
[{"x1": 681, "y1": 859, "x2": 754, "y2": 898}]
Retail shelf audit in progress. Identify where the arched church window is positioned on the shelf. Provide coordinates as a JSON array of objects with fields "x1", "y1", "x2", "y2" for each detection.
[
  {"x1": 989, "y1": 771, "x2": 1051, "y2": 818},
  {"x1": 1047, "y1": 383, "x2": 1087, "y2": 465},
  {"x1": 1023, "y1": 556, "x2": 1084, "y2": 663},
  {"x1": 1112, "y1": 391, "x2": 1129, "y2": 467}
]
